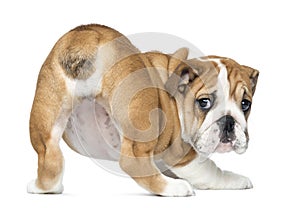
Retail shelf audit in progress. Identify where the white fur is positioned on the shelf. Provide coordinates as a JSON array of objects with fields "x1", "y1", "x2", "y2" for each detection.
[
  {"x1": 27, "y1": 180, "x2": 64, "y2": 194},
  {"x1": 159, "y1": 175, "x2": 195, "y2": 196},
  {"x1": 171, "y1": 157, "x2": 253, "y2": 190},
  {"x1": 233, "y1": 122, "x2": 248, "y2": 154},
  {"x1": 51, "y1": 107, "x2": 71, "y2": 143},
  {"x1": 27, "y1": 164, "x2": 64, "y2": 194},
  {"x1": 193, "y1": 123, "x2": 220, "y2": 157},
  {"x1": 179, "y1": 110, "x2": 192, "y2": 143}
]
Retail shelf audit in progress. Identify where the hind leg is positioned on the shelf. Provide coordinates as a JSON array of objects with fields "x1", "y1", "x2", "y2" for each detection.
[{"x1": 27, "y1": 68, "x2": 72, "y2": 194}]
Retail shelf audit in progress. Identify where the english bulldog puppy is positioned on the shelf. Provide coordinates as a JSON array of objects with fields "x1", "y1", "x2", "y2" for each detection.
[{"x1": 27, "y1": 24, "x2": 259, "y2": 196}]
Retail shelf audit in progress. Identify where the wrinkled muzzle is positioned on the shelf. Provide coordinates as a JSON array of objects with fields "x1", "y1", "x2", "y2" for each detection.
[{"x1": 191, "y1": 116, "x2": 248, "y2": 157}]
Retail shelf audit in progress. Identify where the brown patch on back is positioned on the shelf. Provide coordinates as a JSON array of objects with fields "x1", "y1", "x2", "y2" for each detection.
[
  {"x1": 57, "y1": 28, "x2": 99, "y2": 79},
  {"x1": 55, "y1": 24, "x2": 125, "y2": 80}
]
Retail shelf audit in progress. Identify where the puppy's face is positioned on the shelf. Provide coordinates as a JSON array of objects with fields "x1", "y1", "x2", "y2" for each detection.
[{"x1": 166, "y1": 55, "x2": 259, "y2": 156}]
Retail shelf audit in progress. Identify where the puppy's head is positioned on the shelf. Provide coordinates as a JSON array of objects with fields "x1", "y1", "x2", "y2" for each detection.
[{"x1": 166, "y1": 49, "x2": 259, "y2": 156}]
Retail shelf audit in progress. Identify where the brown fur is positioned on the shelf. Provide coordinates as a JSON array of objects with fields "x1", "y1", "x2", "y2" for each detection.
[{"x1": 30, "y1": 50, "x2": 71, "y2": 190}]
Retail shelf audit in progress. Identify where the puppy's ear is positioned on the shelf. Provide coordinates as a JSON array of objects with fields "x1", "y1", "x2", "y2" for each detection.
[
  {"x1": 168, "y1": 48, "x2": 189, "y2": 73},
  {"x1": 242, "y1": 65, "x2": 259, "y2": 95},
  {"x1": 172, "y1": 47, "x2": 189, "y2": 59},
  {"x1": 165, "y1": 63, "x2": 197, "y2": 96}
]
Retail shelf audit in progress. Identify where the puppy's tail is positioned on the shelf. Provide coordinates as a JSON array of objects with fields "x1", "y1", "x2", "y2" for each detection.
[
  {"x1": 56, "y1": 25, "x2": 101, "y2": 80},
  {"x1": 59, "y1": 50, "x2": 96, "y2": 80}
]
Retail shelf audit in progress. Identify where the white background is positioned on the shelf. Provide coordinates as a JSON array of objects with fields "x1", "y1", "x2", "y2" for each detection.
[{"x1": 1, "y1": 0, "x2": 299, "y2": 207}]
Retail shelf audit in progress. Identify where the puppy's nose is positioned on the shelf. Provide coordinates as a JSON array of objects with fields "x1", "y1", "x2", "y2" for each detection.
[
  {"x1": 223, "y1": 115, "x2": 235, "y2": 133},
  {"x1": 218, "y1": 115, "x2": 235, "y2": 143}
]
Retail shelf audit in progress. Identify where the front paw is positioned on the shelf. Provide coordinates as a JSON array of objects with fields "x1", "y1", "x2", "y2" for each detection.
[
  {"x1": 194, "y1": 171, "x2": 253, "y2": 190},
  {"x1": 219, "y1": 171, "x2": 253, "y2": 190},
  {"x1": 160, "y1": 178, "x2": 195, "y2": 197}
]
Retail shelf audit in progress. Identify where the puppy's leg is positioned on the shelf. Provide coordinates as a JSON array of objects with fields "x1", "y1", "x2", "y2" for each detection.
[
  {"x1": 114, "y1": 85, "x2": 194, "y2": 196},
  {"x1": 171, "y1": 156, "x2": 253, "y2": 190},
  {"x1": 27, "y1": 67, "x2": 72, "y2": 194},
  {"x1": 119, "y1": 138, "x2": 194, "y2": 196}
]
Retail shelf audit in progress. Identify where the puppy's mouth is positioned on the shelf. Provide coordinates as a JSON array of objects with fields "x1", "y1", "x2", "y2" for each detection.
[
  {"x1": 193, "y1": 139, "x2": 241, "y2": 155},
  {"x1": 215, "y1": 141, "x2": 234, "y2": 153},
  {"x1": 192, "y1": 120, "x2": 248, "y2": 156}
]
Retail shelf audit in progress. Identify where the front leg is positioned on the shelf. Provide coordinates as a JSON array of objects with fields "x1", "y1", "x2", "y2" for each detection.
[
  {"x1": 119, "y1": 138, "x2": 194, "y2": 196},
  {"x1": 170, "y1": 156, "x2": 253, "y2": 190}
]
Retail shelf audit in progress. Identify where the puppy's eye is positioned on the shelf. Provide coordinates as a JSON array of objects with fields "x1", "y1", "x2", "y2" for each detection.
[
  {"x1": 241, "y1": 99, "x2": 251, "y2": 112},
  {"x1": 197, "y1": 98, "x2": 212, "y2": 110}
]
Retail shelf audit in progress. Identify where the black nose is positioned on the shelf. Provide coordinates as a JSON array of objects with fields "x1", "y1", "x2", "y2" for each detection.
[
  {"x1": 218, "y1": 115, "x2": 236, "y2": 143},
  {"x1": 224, "y1": 115, "x2": 235, "y2": 133}
]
